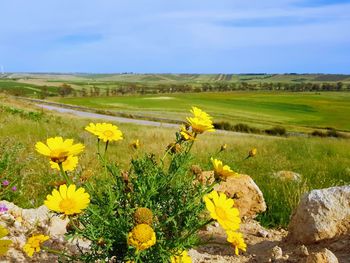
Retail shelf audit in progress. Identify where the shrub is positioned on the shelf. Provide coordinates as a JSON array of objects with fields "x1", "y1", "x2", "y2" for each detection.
[
  {"x1": 27, "y1": 107, "x2": 246, "y2": 262},
  {"x1": 265, "y1": 126, "x2": 287, "y2": 136}
]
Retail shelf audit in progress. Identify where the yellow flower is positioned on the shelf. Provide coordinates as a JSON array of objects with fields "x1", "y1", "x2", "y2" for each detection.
[
  {"x1": 180, "y1": 125, "x2": 196, "y2": 141},
  {"x1": 226, "y1": 231, "x2": 247, "y2": 256},
  {"x1": 170, "y1": 250, "x2": 192, "y2": 263},
  {"x1": 133, "y1": 207, "x2": 153, "y2": 225},
  {"x1": 23, "y1": 234, "x2": 49, "y2": 257},
  {"x1": 127, "y1": 224, "x2": 156, "y2": 251},
  {"x1": 50, "y1": 155, "x2": 78, "y2": 172},
  {"x1": 85, "y1": 123, "x2": 123, "y2": 142},
  {"x1": 203, "y1": 190, "x2": 241, "y2": 231},
  {"x1": 35, "y1": 137, "x2": 84, "y2": 163},
  {"x1": 85, "y1": 123, "x2": 100, "y2": 136},
  {"x1": 186, "y1": 107, "x2": 215, "y2": 134},
  {"x1": 0, "y1": 226, "x2": 12, "y2": 256},
  {"x1": 211, "y1": 158, "x2": 239, "y2": 180},
  {"x1": 44, "y1": 184, "x2": 90, "y2": 215},
  {"x1": 248, "y1": 148, "x2": 257, "y2": 158},
  {"x1": 220, "y1": 144, "x2": 227, "y2": 152},
  {"x1": 130, "y1": 139, "x2": 140, "y2": 149}
]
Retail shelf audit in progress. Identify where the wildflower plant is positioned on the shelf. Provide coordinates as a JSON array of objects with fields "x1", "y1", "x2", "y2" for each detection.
[{"x1": 33, "y1": 107, "x2": 246, "y2": 262}]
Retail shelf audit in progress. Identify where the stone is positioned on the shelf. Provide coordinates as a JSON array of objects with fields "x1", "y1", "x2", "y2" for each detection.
[
  {"x1": 288, "y1": 186, "x2": 350, "y2": 244},
  {"x1": 257, "y1": 229, "x2": 270, "y2": 238},
  {"x1": 196, "y1": 170, "x2": 215, "y2": 185},
  {"x1": 296, "y1": 245, "x2": 309, "y2": 257},
  {"x1": 0, "y1": 200, "x2": 89, "y2": 262},
  {"x1": 305, "y1": 249, "x2": 339, "y2": 263},
  {"x1": 270, "y1": 246, "x2": 283, "y2": 260},
  {"x1": 272, "y1": 171, "x2": 302, "y2": 182},
  {"x1": 215, "y1": 174, "x2": 266, "y2": 218}
]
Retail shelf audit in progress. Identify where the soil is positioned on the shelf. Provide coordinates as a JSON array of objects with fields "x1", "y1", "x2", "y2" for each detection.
[{"x1": 189, "y1": 219, "x2": 350, "y2": 263}]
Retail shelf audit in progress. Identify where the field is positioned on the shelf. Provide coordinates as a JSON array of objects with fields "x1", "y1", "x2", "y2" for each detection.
[
  {"x1": 53, "y1": 91, "x2": 350, "y2": 133},
  {"x1": 1, "y1": 95, "x2": 350, "y2": 228}
]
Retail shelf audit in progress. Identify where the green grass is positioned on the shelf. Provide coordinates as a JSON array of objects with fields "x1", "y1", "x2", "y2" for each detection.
[
  {"x1": 1, "y1": 96, "x2": 350, "y2": 228},
  {"x1": 54, "y1": 91, "x2": 350, "y2": 132}
]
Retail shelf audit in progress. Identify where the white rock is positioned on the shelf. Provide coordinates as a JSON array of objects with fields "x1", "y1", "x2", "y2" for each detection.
[
  {"x1": 270, "y1": 245, "x2": 283, "y2": 260},
  {"x1": 272, "y1": 171, "x2": 302, "y2": 182},
  {"x1": 288, "y1": 186, "x2": 350, "y2": 244}
]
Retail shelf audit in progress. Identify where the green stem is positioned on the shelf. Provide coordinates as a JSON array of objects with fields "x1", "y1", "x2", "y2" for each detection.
[
  {"x1": 88, "y1": 206, "x2": 111, "y2": 226},
  {"x1": 104, "y1": 140, "x2": 109, "y2": 156},
  {"x1": 97, "y1": 138, "x2": 101, "y2": 155},
  {"x1": 58, "y1": 162, "x2": 72, "y2": 185}
]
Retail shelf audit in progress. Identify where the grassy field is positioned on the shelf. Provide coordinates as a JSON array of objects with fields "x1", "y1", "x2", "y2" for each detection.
[
  {"x1": 54, "y1": 91, "x2": 350, "y2": 132},
  {"x1": 4, "y1": 73, "x2": 350, "y2": 84},
  {"x1": 1, "y1": 95, "x2": 350, "y2": 228}
]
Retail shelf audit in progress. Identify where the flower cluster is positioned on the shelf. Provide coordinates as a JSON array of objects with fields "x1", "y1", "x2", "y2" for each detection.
[
  {"x1": 23, "y1": 234, "x2": 49, "y2": 258},
  {"x1": 35, "y1": 137, "x2": 84, "y2": 173},
  {"x1": 30, "y1": 135, "x2": 91, "y2": 258},
  {"x1": 186, "y1": 106, "x2": 215, "y2": 134},
  {"x1": 85, "y1": 122, "x2": 123, "y2": 142},
  {"x1": 204, "y1": 190, "x2": 246, "y2": 255},
  {"x1": 19, "y1": 106, "x2": 246, "y2": 261},
  {"x1": 0, "y1": 226, "x2": 12, "y2": 256},
  {"x1": 211, "y1": 158, "x2": 239, "y2": 181}
]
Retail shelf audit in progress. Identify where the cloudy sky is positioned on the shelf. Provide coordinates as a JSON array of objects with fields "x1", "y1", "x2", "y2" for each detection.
[{"x1": 0, "y1": 0, "x2": 349, "y2": 73}]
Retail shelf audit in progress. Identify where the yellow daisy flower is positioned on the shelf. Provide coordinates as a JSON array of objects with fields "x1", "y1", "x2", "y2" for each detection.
[
  {"x1": 211, "y1": 158, "x2": 239, "y2": 180},
  {"x1": 23, "y1": 234, "x2": 49, "y2": 257},
  {"x1": 127, "y1": 224, "x2": 156, "y2": 251},
  {"x1": 35, "y1": 137, "x2": 84, "y2": 163},
  {"x1": 180, "y1": 125, "x2": 196, "y2": 141},
  {"x1": 85, "y1": 123, "x2": 100, "y2": 136},
  {"x1": 50, "y1": 155, "x2": 78, "y2": 172},
  {"x1": 248, "y1": 148, "x2": 257, "y2": 158},
  {"x1": 0, "y1": 226, "x2": 12, "y2": 256},
  {"x1": 130, "y1": 139, "x2": 140, "y2": 150},
  {"x1": 226, "y1": 231, "x2": 247, "y2": 255},
  {"x1": 203, "y1": 190, "x2": 241, "y2": 231},
  {"x1": 44, "y1": 184, "x2": 90, "y2": 215},
  {"x1": 85, "y1": 123, "x2": 123, "y2": 142},
  {"x1": 186, "y1": 107, "x2": 215, "y2": 134},
  {"x1": 170, "y1": 250, "x2": 192, "y2": 263}
]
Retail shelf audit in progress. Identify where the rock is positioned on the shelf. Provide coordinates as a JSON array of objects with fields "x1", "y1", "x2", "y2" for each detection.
[
  {"x1": 288, "y1": 186, "x2": 350, "y2": 244},
  {"x1": 272, "y1": 171, "x2": 302, "y2": 182},
  {"x1": 270, "y1": 246, "x2": 283, "y2": 260},
  {"x1": 0, "y1": 200, "x2": 89, "y2": 262},
  {"x1": 296, "y1": 245, "x2": 309, "y2": 257},
  {"x1": 257, "y1": 229, "x2": 270, "y2": 238},
  {"x1": 196, "y1": 170, "x2": 215, "y2": 185},
  {"x1": 215, "y1": 174, "x2": 266, "y2": 218},
  {"x1": 305, "y1": 249, "x2": 339, "y2": 263}
]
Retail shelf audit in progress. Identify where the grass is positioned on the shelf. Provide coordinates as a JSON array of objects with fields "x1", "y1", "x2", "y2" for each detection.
[
  {"x1": 54, "y1": 91, "x2": 350, "y2": 132},
  {"x1": 1, "y1": 95, "x2": 350, "y2": 228}
]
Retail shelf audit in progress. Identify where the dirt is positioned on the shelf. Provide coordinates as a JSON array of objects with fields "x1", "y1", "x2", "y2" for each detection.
[{"x1": 190, "y1": 219, "x2": 350, "y2": 263}]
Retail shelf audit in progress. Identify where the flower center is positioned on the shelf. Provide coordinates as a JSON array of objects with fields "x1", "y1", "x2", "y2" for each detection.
[
  {"x1": 50, "y1": 149, "x2": 69, "y2": 163},
  {"x1": 103, "y1": 130, "x2": 114, "y2": 138},
  {"x1": 134, "y1": 226, "x2": 153, "y2": 243},
  {"x1": 59, "y1": 198, "x2": 76, "y2": 214},
  {"x1": 215, "y1": 206, "x2": 228, "y2": 220}
]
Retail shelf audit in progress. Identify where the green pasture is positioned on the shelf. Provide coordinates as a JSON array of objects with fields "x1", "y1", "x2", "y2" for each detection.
[
  {"x1": 54, "y1": 92, "x2": 350, "y2": 132},
  {"x1": 1, "y1": 96, "x2": 350, "y2": 228}
]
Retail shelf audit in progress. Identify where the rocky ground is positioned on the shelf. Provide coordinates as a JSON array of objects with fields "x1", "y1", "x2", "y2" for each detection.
[{"x1": 0, "y1": 175, "x2": 349, "y2": 262}]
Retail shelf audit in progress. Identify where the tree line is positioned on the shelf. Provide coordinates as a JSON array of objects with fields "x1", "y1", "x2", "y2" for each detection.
[{"x1": 47, "y1": 81, "x2": 350, "y2": 98}]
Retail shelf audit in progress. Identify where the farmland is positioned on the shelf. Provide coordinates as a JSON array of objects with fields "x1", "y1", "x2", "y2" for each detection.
[
  {"x1": 53, "y1": 91, "x2": 350, "y2": 133},
  {"x1": 1, "y1": 95, "x2": 350, "y2": 228}
]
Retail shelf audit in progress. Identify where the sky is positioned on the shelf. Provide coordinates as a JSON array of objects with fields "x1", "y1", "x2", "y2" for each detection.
[{"x1": 0, "y1": 0, "x2": 350, "y2": 74}]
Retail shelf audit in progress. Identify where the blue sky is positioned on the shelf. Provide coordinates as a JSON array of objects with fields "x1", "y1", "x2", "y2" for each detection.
[{"x1": 0, "y1": 0, "x2": 349, "y2": 73}]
